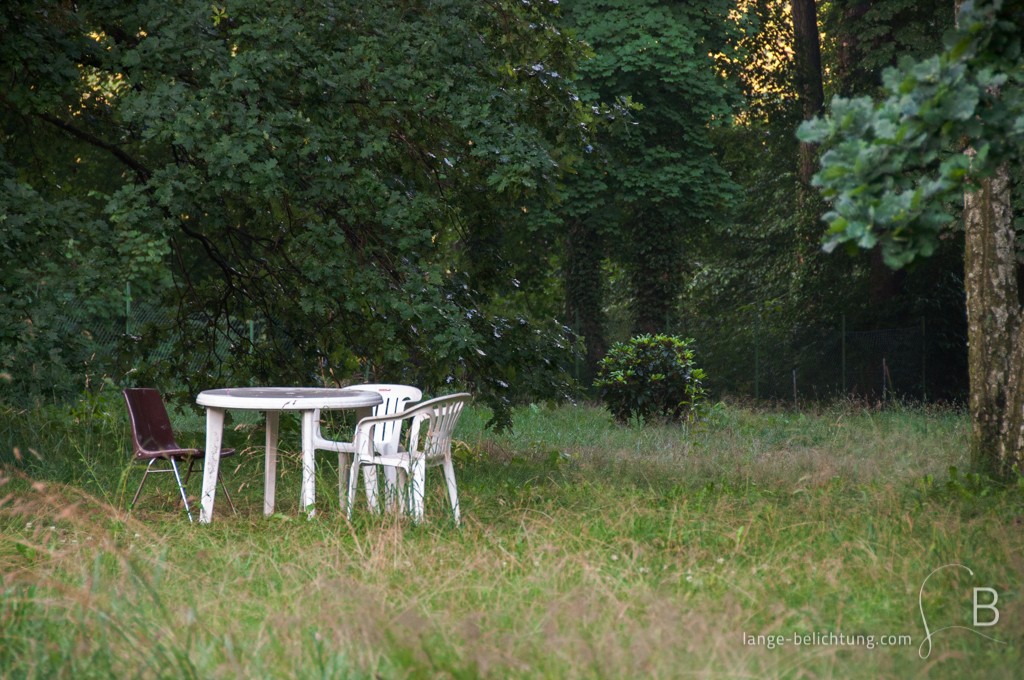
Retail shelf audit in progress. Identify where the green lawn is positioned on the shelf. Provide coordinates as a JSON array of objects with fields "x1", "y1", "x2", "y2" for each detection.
[{"x1": 1, "y1": 395, "x2": 1021, "y2": 679}]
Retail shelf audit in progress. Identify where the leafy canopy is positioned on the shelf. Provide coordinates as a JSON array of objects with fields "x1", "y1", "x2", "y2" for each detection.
[
  {"x1": 1, "y1": 0, "x2": 590, "y2": 426},
  {"x1": 560, "y1": 0, "x2": 747, "y2": 219}
]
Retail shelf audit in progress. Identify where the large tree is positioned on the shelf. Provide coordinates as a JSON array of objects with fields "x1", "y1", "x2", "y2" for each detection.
[
  {"x1": 1, "y1": 0, "x2": 588, "y2": 426},
  {"x1": 800, "y1": 0, "x2": 1024, "y2": 474},
  {"x1": 558, "y1": 0, "x2": 748, "y2": 340}
]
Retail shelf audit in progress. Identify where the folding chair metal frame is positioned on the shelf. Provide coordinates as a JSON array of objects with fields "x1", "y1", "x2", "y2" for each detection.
[{"x1": 123, "y1": 388, "x2": 238, "y2": 523}]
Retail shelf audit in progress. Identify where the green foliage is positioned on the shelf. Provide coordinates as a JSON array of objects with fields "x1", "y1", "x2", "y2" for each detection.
[
  {"x1": 798, "y1": 0, "x2": 1024, "y2": 268},
  {"x1": 673, "y1": 0, "x2": 969, "y2": 403},
  {"x1": 448, "y1": 288, "x2": 580, "y2": 431},
  {"x1": 0, "y1": 171, "x2": 169, "y2": 402},
  {"x1": 594, "y1": 334, "x2": 705, "y2": 424},
  {"x1": 819, "y1": 0, "x2": 955, "y2": 99},
  {"x1": 557, "y1": 0, "x2": 750, "y2": 333},
  {"x1": 0, "y1": 0, "x2": 983, "y2": 416},
  {"x1": 0, "y1": 0, "x2": 589, "y2": 425}
]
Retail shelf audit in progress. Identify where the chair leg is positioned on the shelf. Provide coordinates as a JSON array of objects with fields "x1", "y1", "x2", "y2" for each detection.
[
  {"x1": 338, "y1": 452, "x2": 350, "y2": 514},
  {"x1": 346, "y1": 459, "x2": 362, "y2": 521},
  {"x1": 182, "y1": 457, "x2": 197, "y2": 486},
  {"x1": 131, "y1": 459, "x2": 156, "y2": 508},
  {"x1": 396, "y1": 467, "x2": 408, "y2": 515},
  {"x1": 218, "y1": 470, "x2": 238, "y2": 515},
  {"x1": 169, "y1": 457, "x2": 194, "y2": 523},
  {"x1": 410, "y1": 459, "x2": 426, "y2": 523},
  {"x1": 382, "y1": 466, "x2": 398, "y2": 513},
  {"x1": 363, "y1": 465, "x2": 380, "y2": 514},
  {"x1": 441, "y1": 459, "x2": 461, "y2": 526}
]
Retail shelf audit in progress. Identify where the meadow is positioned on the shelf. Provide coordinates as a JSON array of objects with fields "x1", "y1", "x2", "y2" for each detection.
[{"x1": 1, "y1": 392, "x2": 1021, "y2": 679}]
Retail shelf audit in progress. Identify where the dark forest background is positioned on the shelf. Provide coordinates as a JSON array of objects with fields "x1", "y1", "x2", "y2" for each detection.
[{"x1": 4, "y1": 0, "x2": 1006, "y2": 424}]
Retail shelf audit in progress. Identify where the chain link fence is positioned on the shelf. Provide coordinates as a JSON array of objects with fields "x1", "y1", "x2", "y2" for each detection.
[
  {"x1": 707, "y1": 323, "x2": 924, "y2": 404},
  {"x1": 54, "y1": 290, "x2": 266, "y2": 377},
  {"x1": 590, "y1": 314, "x2": 930, "y2": 404},
  {"x1": 52, "y1": 289, "x2": 932, "y2": 406}
]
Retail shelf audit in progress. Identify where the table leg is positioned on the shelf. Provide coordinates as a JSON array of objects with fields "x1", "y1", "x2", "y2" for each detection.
[
  {"x1": 300, "y1": 409, "x2": 316, "y2": 518},
  {"x1": 264, "y1": 410, "x2": 279, "y2": 516},
  {"x1": 199, "y1": 407, "x2": 225, "y2": 524}
]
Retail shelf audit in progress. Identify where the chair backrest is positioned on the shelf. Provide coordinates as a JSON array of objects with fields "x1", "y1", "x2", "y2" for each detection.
[
  {"x1": 404, "y1": 393, "x2": 471, "y2": 463},
  {"x1": 352, "y1": 383, "x2": 422, "y2": 451},
  {"x1": 123, "y1": 388, "x2": 180, "y2": 456}
]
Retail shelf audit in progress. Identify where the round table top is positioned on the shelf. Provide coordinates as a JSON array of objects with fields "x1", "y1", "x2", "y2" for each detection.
[{"x1": 196, "y1": 387, "x2": 383, "y2": 410}]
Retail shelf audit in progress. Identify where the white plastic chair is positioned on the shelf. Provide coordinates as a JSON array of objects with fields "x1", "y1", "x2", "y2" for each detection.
[
  {"x1": 347, "y1": 393, "x2": 471, "y2": 524},
  {"x1": 312, "y1": 384, "x2": 421, "y2": 512}
]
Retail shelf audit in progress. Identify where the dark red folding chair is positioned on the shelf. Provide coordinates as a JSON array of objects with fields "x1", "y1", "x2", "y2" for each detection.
[{"x1": 123, "y1": 388, "x2": 237, "y2": 522}]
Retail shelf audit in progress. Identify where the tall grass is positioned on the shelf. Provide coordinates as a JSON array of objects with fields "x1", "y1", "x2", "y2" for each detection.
[{"x1": 1, "y1": 396, "x2": 1021, "y2": 679}]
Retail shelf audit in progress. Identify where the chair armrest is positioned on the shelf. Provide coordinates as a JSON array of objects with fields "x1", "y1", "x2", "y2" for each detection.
[
  {"x1": 352, "y1": 410, "x2": 423, "y2": 460},
  {"x1": 352, "y1": 393, "x2": 471, "y2": 461},
  {"x1": 310, "y1": 434, "x2": 357, "y2": 453}
]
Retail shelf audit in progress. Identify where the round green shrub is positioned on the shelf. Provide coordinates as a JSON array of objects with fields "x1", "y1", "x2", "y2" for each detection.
[{"x1": 594, "y1": 335, "x2": 706, "y2": 424}]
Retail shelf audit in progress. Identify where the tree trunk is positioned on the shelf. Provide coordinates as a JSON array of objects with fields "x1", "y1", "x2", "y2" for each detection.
[
  {"x1": 868, "y1": 244, "x2": 904, "y2": 306},
  {"x1": 833, "y1": 1, "x2": 875, "y2": 98},
  {"x1": 565, "y1": 218, "x2": 607, "y2": 382},
  {"x1": 627, "y1": 214, "x2": 680, "y2": 337},
  {"x1": 792, "y1": 0, "x2": 825, "y2": 184},
  {"x1": 964, "y1": 163, "x2": 1024, "y2": 475}
]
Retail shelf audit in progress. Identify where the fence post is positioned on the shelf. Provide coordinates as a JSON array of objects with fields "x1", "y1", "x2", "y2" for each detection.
[
  {"x1": 574, "y1": 309, "x2": 581, "y2": 383},
  {"x1": 882, "y1": 358, "x2": 887, "y2": 402},
  {"x1": 921, "y1": 316, "x2": 926, "y2": 402},
  {"x1": 754, "y1": 314, "x2": 759, "y2": 404},
  {"x1": 792, "y1": 368, "x2": 797, "y2": 410},
  {"x1": 125, "y1": 281, "x2": 131, "y2": 334},
  {"x1": 841, "y1": 313, "x2": 846, "y2": 397},
  {"x1": 249, "y1": 319, "x2": 254, "y2": 351}
]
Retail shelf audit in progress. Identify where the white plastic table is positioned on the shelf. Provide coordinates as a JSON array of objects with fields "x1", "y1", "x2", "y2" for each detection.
[{"x1": 195, "y1": 387, "x2": 383, "y2": 524}]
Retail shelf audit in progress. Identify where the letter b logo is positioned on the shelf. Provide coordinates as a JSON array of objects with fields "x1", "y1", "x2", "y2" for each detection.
[{"x1": 973, "y1": 588, "x2": 999, "y2": 627}]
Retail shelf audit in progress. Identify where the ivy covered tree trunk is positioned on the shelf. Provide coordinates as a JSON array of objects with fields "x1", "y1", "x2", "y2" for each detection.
[
  {"x1": 964, "y1": 163, "x2": 1024, "y2": 475},
  {"x1": 564, "y1": 218, "x2": 607, "y2": 380},
  {"x1": 557, "y1": 0, "x2": 743, "y2": 343},
  {"x1": 832, "y1": 1, "x2": 873, "y2": 97},
  {"x1": 628, "y1": 214, "x2": 681, "y2": 336}
]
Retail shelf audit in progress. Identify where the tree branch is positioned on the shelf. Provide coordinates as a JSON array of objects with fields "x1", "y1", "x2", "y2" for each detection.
[{"x1": 32, "y1": 110, "x2": 152, "y2": 181}]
